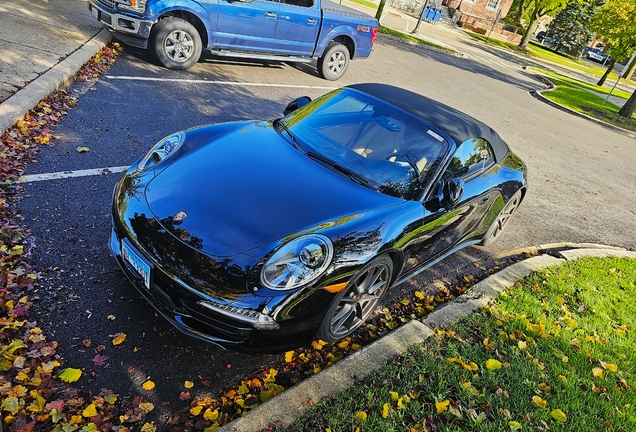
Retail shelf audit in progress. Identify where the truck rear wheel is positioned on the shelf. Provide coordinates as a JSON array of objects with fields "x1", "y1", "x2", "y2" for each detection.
[
  {"x1": 151, "y1": 17, "x2": 202, "y2": 70},
  {"x1": 317, "y1": 42, "x2": 349, "y2": 81}
]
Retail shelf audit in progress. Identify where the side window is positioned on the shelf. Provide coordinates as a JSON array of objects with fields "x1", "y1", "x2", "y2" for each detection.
[
  {"x1": 447, "y1": 138, "x2": 494, "y2": 179},
  {"x1": 283, "y1": 0, "x2": 314, "y2": 6}
]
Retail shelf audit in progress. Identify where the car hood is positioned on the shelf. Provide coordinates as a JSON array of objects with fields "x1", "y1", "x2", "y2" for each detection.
[{"x1": 145, "y1": 121, "x2": 404, "y2": 257}]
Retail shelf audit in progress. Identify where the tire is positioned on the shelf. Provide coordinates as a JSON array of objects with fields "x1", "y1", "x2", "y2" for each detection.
[
  {"x1": 316, "y1": 255, "x2": 393, "y2": 342},
  {"x1": 150, "y1": 17, "x2": 202, "y2": 70},
  {"x1": 481, "y1": 191, "x2": 522, "y2": 246},
  {"x1": 317, "y1": 42, "x2": 350, "y2": 81}
]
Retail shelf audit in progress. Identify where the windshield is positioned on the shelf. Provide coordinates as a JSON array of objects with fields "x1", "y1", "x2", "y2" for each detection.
[{"x1": 280, "y1": 89, "x2": 450, "y2": 200}]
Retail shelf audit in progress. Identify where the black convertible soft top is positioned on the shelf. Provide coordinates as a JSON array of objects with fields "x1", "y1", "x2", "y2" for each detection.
[{"x1": 347, "y1": 83, "x2": 509, "y2": 162}]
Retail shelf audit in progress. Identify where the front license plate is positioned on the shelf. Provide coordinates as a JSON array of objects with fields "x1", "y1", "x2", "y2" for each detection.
[
  {"x1": 121, "y1": 241, "x2": 151, "y2": 290},
  {"x1": 91, "y1": 5, "x2": 100, "y2": 20}
]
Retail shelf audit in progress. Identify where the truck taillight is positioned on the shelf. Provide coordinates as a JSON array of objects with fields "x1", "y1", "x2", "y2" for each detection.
[{"x1": 371, "y1": 27, "x2": 378, "y2": 44}]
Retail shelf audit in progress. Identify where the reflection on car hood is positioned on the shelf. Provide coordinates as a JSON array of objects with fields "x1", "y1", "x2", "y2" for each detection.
[{"x1": 145, "y1": 121, "x2": 404, "y2": 257}]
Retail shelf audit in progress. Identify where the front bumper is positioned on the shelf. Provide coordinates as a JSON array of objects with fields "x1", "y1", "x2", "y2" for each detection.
[
  {"x1": 87, "y1": 0, "x2": 153, "y2": 49},
  {"x1": 109, "y1": 220, "x2": 328, "y2": 353}
]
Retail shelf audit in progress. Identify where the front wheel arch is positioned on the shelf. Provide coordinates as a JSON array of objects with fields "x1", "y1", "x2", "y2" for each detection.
[{"x1": 316, "y1": 254, "x2": 393, "y2": 342}]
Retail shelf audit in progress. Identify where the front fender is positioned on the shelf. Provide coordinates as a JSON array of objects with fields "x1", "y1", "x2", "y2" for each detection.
[{"x1": 145, "y1": 0, "x2": 215, "y2": 31}]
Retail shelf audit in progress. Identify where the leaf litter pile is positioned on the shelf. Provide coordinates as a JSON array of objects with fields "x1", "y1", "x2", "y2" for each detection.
[{"x1": 0, "y1": 43, "x2": 530, "y2": 431}]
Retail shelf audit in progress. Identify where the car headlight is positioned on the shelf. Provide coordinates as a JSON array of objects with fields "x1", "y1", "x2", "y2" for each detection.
[
  {"x1": 261, "y1": 235, "x2": 333, "y2": 291},
  {"x1": 117, "y1": 0, "x2": 147, "y2": 13},
  {"x1": 138, "y1": 132, "x2": 185, "y2": 171}
]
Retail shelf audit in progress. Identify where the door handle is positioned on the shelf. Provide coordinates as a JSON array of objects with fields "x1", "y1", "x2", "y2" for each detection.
[
  {"x1": 265, "y1": 11, "x2": 276, "y2": 18},
  {"x1": 307, "y1": 18, "x2": 317, "y2": 24}
]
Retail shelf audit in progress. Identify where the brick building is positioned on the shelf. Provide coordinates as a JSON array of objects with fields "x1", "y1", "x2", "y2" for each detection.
[{"x1": 442, "y1": 0, "x2": 522, "y2": 43}]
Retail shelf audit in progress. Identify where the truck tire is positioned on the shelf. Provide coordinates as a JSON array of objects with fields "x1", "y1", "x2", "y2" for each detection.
[
  {"x1": 151, "y1": 17, "x2": 202, "y2": 70},
  {"x1": 317, "y1": 42, "x2": 350, "y2": 81}
]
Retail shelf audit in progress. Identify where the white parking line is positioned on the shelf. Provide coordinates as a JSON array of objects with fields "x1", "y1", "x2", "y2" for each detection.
[
  {"x1": 20, "y1": 166, "x2": 129, "y2": 183},
  {"x1": 105, "y1": 76, "x2": 338, "y2": 90}
]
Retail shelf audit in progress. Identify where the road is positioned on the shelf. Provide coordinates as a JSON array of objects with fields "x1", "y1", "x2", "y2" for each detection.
[{"x1": 17, "y1": 34, "x2": 636, "y2": 425}]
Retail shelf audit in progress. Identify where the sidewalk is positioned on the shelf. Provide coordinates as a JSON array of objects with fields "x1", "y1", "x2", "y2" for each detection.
[{"x1": 0, "y1": 0, "x2": 109, "y2": 134}]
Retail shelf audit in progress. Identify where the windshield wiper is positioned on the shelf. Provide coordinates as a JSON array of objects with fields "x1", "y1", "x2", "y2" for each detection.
[
  {"x1": 306, "y1": 151, "x2": 374, "y2": 189},
  {"x1": 276, "y1": 119, "x2": 304, "y2": 152}
]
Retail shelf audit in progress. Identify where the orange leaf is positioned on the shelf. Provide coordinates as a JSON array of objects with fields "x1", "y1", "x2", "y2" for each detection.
[
  {"x1": 142, "y1": 380, "x2": 155, "y2": 391},
  {"x1": 112, "y1": 333, "x2": 126, "y2": 345}
]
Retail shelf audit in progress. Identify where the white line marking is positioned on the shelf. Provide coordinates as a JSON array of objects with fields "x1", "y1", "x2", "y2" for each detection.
[
  {"x1": 20, "y1": 166, "x2": 129, "y2": 183},
  {"x1": 105, "y1": 75, "x2": 338, "y2": 90}
]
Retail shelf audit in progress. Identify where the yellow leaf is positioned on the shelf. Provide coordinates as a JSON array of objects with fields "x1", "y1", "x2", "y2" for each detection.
[
  {"x1": 142, "y1": 380, "x2": 155, "y2": 391},
  {"x1": 485, "y1": 359, "x2": 502, "y2": 370},
  {"x1": 414, "y1": 291, "x2": 425, "y2": 300},
  {"x1": 70, "y1": 415, "x2": 82, "y2": 425},
  {"x1": 312, "y1": 340, "x2": 327, "y2": 350},
  {"x1": 592, "y1": 367, "x2": 604, "y2": 378},
  {"x1": 59, "y1": 368, "x2": 82, "y2": 383},
  {"x1": 184, "y1": 381, "x2": 194, "y2": 389},
  {"x1": 204, "y1": 408, "x2": 219, "y2": 421},
  {"x1": 112, "y1": 333, "x2": 126, "y2": 345},
  {"x1": 390, "y1": 391, "x2": 399, "y2": 401},
  {"x1": 604, "y1": 363, "x2": 618, "y2": 372},
  {"x1": 141, "y1": 422, "x2": 156, "y2": 432},
  {"x1": 532, "y1": 396, "x2": 547, "y2": 409},
  {"x1": 561, "y1": 356, "x2": 569, "y2": 363},
  {"x1": 518, "y1": 341, "x2": 527, "y2": 351},
  {"x1": 550, "y1": 409, "x2": 567, "y2": 422},
  {"x1": 508, "y1": 420, "x2": 522, "y2": 430},
  {"x1": 557, "y1": 375, "x2": 567, "y2": 381},
  {"x1": 436, "y1": 399, "x2": 450, "y2": 413},
  {"x1": 382, "y1": 403, "x2": 389, "y2": 419},
  {"x1": 190, "y1": 405, "x2": 203, "y2": 416},
  {"x1": 285, "y1": 351, "x2": 295, "y2": 363},
  {"x1": 82, "y1": 403, "x2": 98, "y2": 418},
  {"x1": 355, "y1": 411, "x2": 367, "y2": 422}
]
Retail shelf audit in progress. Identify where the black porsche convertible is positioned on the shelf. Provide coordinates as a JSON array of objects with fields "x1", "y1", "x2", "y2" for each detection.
[{"x1": 109, "y1": 83, "x2": 527, "y2": 353}]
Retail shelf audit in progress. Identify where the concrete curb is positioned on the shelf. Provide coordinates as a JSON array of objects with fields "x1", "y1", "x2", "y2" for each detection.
[
  {"x1": 0, "y1": 29, "x2": 111, "y2": 135},
  {"x1": 219, "y1": 247, "x2": 634, "y2": 432},
  {"x1": 527, "y1": 72, "x2": 636, "y2": 140},
  {"x1": 378, "y1": 33, "x2": 467, "y2": 59}
]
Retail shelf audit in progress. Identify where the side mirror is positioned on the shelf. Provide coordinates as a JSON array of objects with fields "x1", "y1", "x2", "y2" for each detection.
[
  {"x1": 283, "y1": 96, "x2": 311, "y2": 116},
  {"x1": 442, "y1": 177, "x2": 464, "y2": 210}
]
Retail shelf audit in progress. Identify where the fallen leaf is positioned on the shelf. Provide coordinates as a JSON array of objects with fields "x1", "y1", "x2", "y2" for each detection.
[
  {"x1": 59, "y1": 368, "x2": 82, "y2": 383},
  {"x1": 355, "y1": 411, "x2": 367, "y2": 422},
  {"x1": 508, "y1": 421, "x2": 522, "y2": 430},
  {"x1": 436, "y1": 399, "x2": 450, "y2": 413},
  {"x1": 285, "y1": 351, "x2": 295, "y2": 363},
  {"x1": 190, "y1": 405, "x2": 203, "y2": 416},
  {"x1": 550, "y1": 409, "x2": 567, "y2": 422},
  {"x1": 532, "y1": 396, "x2": 547, "y2": 409},
  {"x1": 76, "y1": 146, "x2": 90, "y2": 153},
  {"x1": 485, "y1": 359, "x2": 502, "y2": 370},
  {"x1": 93, "y1": 354, "x2": 107, "y2": 366},
  {"x1": 112, "y1": 333, "x2": 126, "y2": 345},
  {"x1": 179, "y1": 392, "x2": 191, "y2": 401},
  {"x1": 82, "y1": 403, "x2": 98, "y2": 417},
  {"x1": 142, "y1": 380, "x2": 155, "y2": 391}
]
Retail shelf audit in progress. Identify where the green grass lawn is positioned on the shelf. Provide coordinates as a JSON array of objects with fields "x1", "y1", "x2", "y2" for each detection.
[
  {"x1": 538, "y1": 77, "x2": 636, "y2": 132},
  {"x1": 287, "y1": 257, "x2": 636, "y2": 431},
  {"x1": 530, "y1": 67, "x2": 633, "y2": 100}
]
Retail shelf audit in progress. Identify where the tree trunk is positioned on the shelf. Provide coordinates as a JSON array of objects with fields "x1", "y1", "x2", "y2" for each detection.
[
  {"x1": 596, "y1": 57, "x2": 618, "y2": 86},
  {"x1": 375, "y1": 0, "x2": 387, "y2": 21},
  {"x1": 623, "y1": 57, "x2": 636, "y2": 81},
  {"x1": 618, "y1": 88, "x2": 636, "y2": 118},
  {"x1": 517, "y1": 13, "x2": 539, "y2": 50}
]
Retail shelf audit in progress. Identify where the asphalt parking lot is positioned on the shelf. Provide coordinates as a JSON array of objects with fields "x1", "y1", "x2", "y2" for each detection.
[{"x1": 15, "y1": 36, "x2": 636, "y2": 425}]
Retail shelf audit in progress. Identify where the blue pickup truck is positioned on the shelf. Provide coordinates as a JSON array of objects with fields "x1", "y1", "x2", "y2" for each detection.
[{"x1": 87, "y1": 0, "x2": 378, "y2": 80}]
